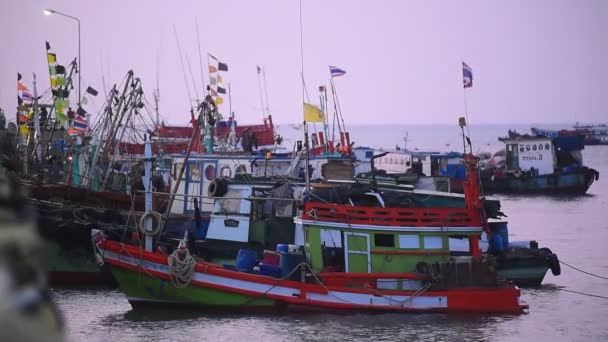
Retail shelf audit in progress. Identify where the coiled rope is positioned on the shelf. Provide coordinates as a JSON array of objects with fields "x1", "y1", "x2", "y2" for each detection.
[{"x1": 167, "y1": 243, "x2": 196, "y2": 288}]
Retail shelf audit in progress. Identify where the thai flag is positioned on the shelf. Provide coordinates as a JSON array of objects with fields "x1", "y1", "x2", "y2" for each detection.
[
  {"x1": 21, "y1": 91, "x2": 34, "y2": 102},
  {"x1": 74, "y1": 115, "x2": 88, "y2": 131},
  {"x1": 462, "y1": 62, "x2": 473, "y2": 88},
  {"x1": 329, "y1": 65, "x2": 346, "y2": 77}
]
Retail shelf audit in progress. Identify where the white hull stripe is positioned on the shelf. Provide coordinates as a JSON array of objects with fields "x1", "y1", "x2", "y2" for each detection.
[
  {"x1": 294, "y1": 217, "x2": 482, "y2": 233},
  {"x1": 104, "y1": 250, "x2": 448, "y2": 309}
]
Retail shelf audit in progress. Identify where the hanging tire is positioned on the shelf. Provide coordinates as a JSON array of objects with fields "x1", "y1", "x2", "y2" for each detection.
[
  {"x1": 415, "y1": 261, "x2": 430, "y2": 275},
  {"x1": 548, "y1": 253, "x2": 561, "y2": 276},
  {"x1": 208, "y1": 178, "x2": 229, "y2": 197}
]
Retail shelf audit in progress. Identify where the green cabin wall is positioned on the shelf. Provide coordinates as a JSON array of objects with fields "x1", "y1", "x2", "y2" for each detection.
[{"x1": 305, "y1": 224, "x2": 479, "y2": 274}]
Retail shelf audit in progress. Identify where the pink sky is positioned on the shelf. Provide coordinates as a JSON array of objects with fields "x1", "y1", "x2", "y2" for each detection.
[{"x1": 1, "y1": 0, "x2": 606, "y2": 125}]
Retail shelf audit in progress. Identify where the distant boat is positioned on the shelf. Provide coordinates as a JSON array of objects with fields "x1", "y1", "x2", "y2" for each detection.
[
  {"x1": 480, "y1": 130, "x2": 599, "y2": 194},
  {"x1": 573, "y1": 123, "x2": 608, "y2": 145}
]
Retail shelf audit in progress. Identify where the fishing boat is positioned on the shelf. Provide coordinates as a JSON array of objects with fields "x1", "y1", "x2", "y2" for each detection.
[
  {"x1": 480, "y1": 131, "x2": 599, "y2": 194},
  {"x1": 573, "y1": 123, "x2": 608, "y2": 145},
  {"x1": 93, "y1": 144, "x2": 528, "y2": 313}
]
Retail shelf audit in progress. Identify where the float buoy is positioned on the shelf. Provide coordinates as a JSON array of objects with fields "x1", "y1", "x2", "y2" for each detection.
[{"x1": 208, "y1": 178, "x2": 229, "y2": 197}]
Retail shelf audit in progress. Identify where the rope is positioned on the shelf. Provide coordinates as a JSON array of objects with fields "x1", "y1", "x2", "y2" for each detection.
[
  {"x1": 557, "y1": 288, "x2": 608, "y2": 300},
  {"x1": 167, "y1": 246, "x2": 196, "y2": 288},
  {"x1": 560, "y1": 260, "x2": 608, "y2": 280}
]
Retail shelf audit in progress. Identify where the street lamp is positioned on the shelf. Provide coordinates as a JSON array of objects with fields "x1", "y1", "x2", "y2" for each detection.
[{"x1": 43, "y1": 8, "x2": 81, "y2": 106}]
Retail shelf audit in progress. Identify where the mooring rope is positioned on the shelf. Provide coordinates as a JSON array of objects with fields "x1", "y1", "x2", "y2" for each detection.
[
  {"x1": 559, "y1": 260, "x2": 608, "y2": 280},
  {"x1": 557, "y1": 288, "x2": 608, "y2": 300}
]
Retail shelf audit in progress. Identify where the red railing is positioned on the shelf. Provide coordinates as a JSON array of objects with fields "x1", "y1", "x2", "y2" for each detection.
[{"x1": 302, "y1": 202, "x2": 482, "y2": 227}]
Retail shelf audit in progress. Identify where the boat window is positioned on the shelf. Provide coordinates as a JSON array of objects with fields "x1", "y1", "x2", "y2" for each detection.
[
  {"x1": 526, "y1": 145, "x2": 531, "y2": 151},
  {"x1": 321, "y1": 229, "x2": 342, "y2": 248},
  {"x1": 539, "y1": 144, "x2": 543, "y2": 150},
  {"x1": 519, "y1": 145, "x2": 524, "y2": 153},
  {"x1": 399, "y1": 234, "x2": 420, "y2": 249},
  {"x1": 532, "y1": 144, "x2": 537, "y2": 151},
  {"x1": 423, "y1": 236, "x2": 443, "y2": 249},
  {"x1": 375, "y1": 234, "x2": 395, "y2": 248},
  {"x1": 545, "y1": 143, "x2": 551, "y2": 150}
]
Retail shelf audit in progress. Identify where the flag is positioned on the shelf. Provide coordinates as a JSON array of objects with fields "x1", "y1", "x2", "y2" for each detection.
[
  {"x1": 329, "y1": 65, "x2": 346, "y2": 77},
  {"x1": 304, "y1": 103, "x2": 324, "y2": 122},
  {"x1": 217, "y1": 86, "x2": 226, "y2": 94},
  {"x1": 215, "y1": 96, "x2": 224, "y2": 105},
  {"x1": 208, "y1": 65, "x2": 217, "y2": 73},
  {"x1": 208, "y1": 53, "x2": 218, "y2": 61},
  {"x1": 209, "y1": 88, "x2": 217, "y2": 96},
  {"x1": 18, "y1": 82, "x2": 28, "y2": 91},
  {"x1": 256, "y1": 65, "x2": 261, "y2": 74},
  {"x1": 46, "y1": 41, "x2": 51, "y2": 50},
  {"x1": 218, "y1": 62, "x2": 228, "y2": 72},
  {"x1": 21, "y1": 91, "x2": 34, "y2": 102},
  {"x1": 217, "y1": 75, "x2": 223, "y2": 83},
  {"x1": 17, "y1": 73, "x2": 22, "y2": 81},
  {"x1": 86, "y1": 86, "x2": 98, "y2": 96},
  {"x1": 74, "y1": 115, "x2": 88, "y2": 131},
  {"x1": 462, "y1": 61, "x2": 473, "y2": 88},
  {"x1": 47, "y1": 53, "x2": 57, "y2": 64},
  {"x1": 55, "y1": 64, "x2": 66, "y2": 74},
  {"x1": 19, "y1": 125, "x2": 30, "y2": 136},
  {"x1": 210, "y1": 77, "x2": 217, "y2": 85}
]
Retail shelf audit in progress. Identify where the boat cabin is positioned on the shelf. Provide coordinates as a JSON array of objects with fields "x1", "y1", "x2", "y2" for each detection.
[{"x1": 500, "y1": 136, "x2": 555, "y2": 176}]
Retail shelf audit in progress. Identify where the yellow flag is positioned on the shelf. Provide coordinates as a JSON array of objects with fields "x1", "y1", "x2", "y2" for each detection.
[
  {"x1": 217, "y1": 75, "x2": 223, "y2": 83},
  {"x1": 304, "y1": 103, "x2": 324, "y2": 123},
  {"x1": 215, "y1": 96, "x2": 224, "y2": 105},
  {"x1": 19, "y1": 124, "x2": 30, "y2": 136},
  {"x1": 47, "y1": 53, "x2": 56, "y2": 64},
  {"x1": 51, "y1": 78, "x2": 59, "y2": 88}
]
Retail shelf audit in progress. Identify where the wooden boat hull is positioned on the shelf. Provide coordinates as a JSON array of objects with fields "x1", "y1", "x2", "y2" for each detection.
[{"x1": 98, "y1": 240, "x2": 527, "y2": 314}]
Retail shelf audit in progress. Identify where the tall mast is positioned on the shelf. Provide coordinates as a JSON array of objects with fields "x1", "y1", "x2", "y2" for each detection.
[{"x1": 262, "y1": 67, "x2": 271, "y2": 116}]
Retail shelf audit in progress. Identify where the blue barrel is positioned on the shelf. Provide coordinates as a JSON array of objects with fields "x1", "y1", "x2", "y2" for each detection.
[
  {"x1": 236, "y1": 249, "x2": 258, "y2": 272},
  {"x1": 276, "y1": 244, "x2": 289, "y2": 253},
  {"x1": 280, "y1": 252, "x2": 306, "y2": 280},
  {"x1": 495, "y1": 222, "x2": 509, "y2": 251}
]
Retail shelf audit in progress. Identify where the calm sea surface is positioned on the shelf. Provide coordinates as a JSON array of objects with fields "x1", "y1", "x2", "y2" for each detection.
[{"x1": 52, "y1": 124, "x2": 608, "y2": 341}]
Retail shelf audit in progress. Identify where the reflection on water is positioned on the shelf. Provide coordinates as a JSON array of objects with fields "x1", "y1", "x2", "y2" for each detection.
[{"x1": 52, "y1": 143, "x2": 608, "y2": 342}]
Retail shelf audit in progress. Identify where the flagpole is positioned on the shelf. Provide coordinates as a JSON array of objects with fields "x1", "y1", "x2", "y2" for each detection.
[
  {"x1": 299, "y1": 0, "x2": 310, "y2": 192},
  {"x1": 462, "y1": 86, "x2": 472, "y2": 154}
]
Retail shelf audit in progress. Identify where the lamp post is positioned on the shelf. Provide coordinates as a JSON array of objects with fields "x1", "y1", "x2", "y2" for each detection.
[{"x1": 43, "y1": 9, "x2": 81, "y2": 105}]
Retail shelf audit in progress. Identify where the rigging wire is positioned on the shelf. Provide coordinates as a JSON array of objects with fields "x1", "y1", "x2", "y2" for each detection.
[{"x1": 559, "y1": 260, "x2": 608, "y2": 280}]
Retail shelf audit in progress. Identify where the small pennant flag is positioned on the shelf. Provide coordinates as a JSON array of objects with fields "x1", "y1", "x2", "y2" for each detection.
[
  {"x1": 209, "y1": 88, "x2": 218, "y2": 96},
  {"x1": 217, "y1": 75, "x2": 223, "y2": 83},
  {"x1": 86, "y1": 86, "x2": 98, "y2": 96},
  {"x1": 304, "y1": 103, "x2": 324, "y2": 123},
  {"x1": 329, "y1": 65, "x2": 346, "y2": 77},
  {"x1": 46, "y1": 41, "x2": 51, "y2": 50},
  {"x1": 462, "y1": 61, "x2": 473, "y2": 88},
  {"x1": 208, "y1": 65, "x2": 217, "y2": 73},
  {"x1": 47, "y1": 53, "x2": 57, "y2": 64},
  {"x1": 209, "y1": 77, "x2": 217, "y2": 85},
  {"x1": 218, "y1": 62, "x2": 228, "y2": 72},
  {"x1": 217, "y1": 86, "x2": 226, "y2": 94},
  {"x1": 256, "y1": 65, "x2": 261, "y2": 74},
  {"x1": 215, "y1": 96, "x2": 224, "y2": 105},
  {"x1": 18, "y1": 82, "x2": 28, "y2": 91},
  {"x1": 17, "y1": 73, "x2": 22, "y2": 81}
]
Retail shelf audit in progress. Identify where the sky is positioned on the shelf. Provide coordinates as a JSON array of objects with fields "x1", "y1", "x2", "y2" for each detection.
[{"x1": 1, "y1": 0, "x2": 606, "y2": 126}]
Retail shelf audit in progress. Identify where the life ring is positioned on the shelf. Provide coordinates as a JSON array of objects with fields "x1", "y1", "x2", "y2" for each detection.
[
  {"x1": 548, "y1": 253, "x2": 561, "y2": 276},
  {"x1": 208, "y1": 177, "x2": 229, "y2": 197},
  {"x1": 138, "y1": 211, "x2": 163, "y2": 236}
]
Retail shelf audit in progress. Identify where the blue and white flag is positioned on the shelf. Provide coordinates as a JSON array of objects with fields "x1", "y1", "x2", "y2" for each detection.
[
  {"x1": 329, "y1": 65, "x2": 346, "y2": 77},
  {"x1": 74, "y1": 115, "x2": 88, "y2": 131},
  {"x1": 462, "y1": 62, "x2": 473, "y2": 88}
]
